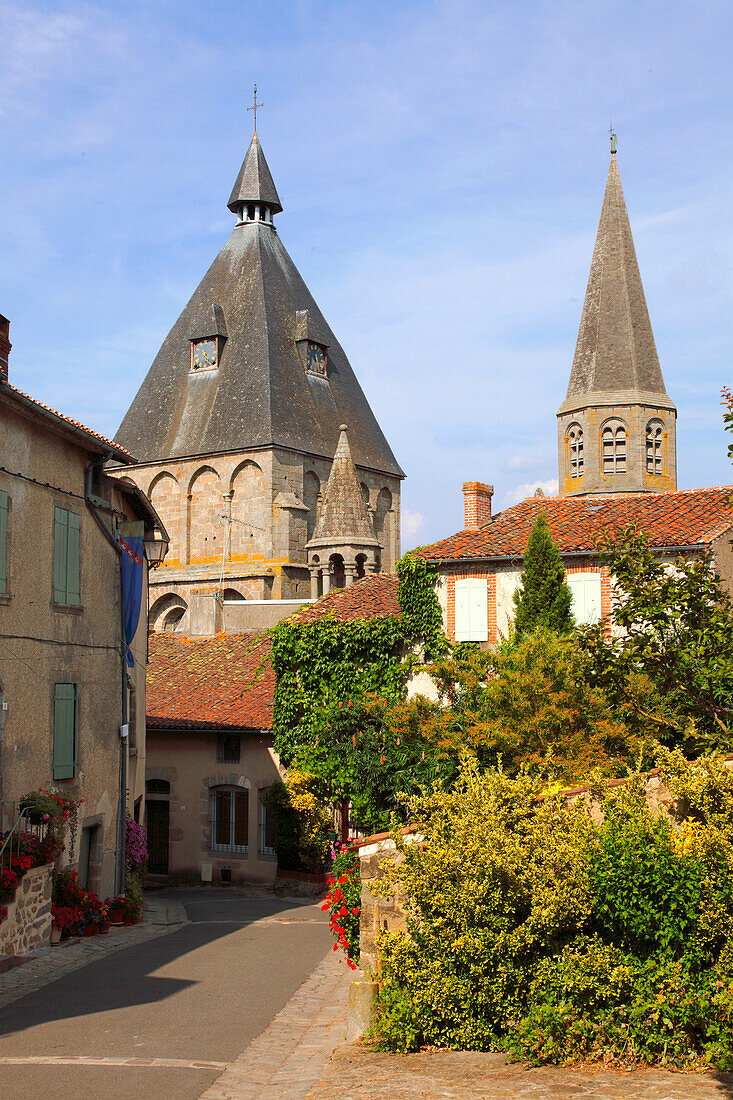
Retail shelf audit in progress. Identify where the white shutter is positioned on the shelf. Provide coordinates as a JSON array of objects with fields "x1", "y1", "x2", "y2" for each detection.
[
  {"x1": 567, "y1": 572, "x2": 602, "y2": 625},
  {"x1": 455, "y1": 578, "x2": 488, "y2": 642},
  {"x1": 455, "y1": 579, "x2": 471, "y2": 641}
]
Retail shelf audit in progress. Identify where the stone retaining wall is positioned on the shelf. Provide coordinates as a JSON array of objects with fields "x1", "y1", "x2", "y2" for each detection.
[{"x1": 0, "y1": 862, "x2": 53, "y2": 955}]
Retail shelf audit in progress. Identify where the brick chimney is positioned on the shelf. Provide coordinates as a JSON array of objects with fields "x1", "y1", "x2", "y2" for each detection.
[
  {"x1": 462, "y1": 481, "x2": 493, "y2": 529},
  {"x1": 0, "y1": 315, "x2": 10, "y2": 383}
]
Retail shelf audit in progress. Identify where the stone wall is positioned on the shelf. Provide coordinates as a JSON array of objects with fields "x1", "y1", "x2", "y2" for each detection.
[
  {"x1": 354, "y1": 828, "x2": 422, "y2": 976},
  {"x1": 0, "y1": 862, "x2": 53, "y2": 955}
]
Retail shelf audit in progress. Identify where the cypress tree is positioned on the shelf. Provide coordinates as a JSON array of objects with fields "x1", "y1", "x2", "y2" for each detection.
[{"x1": 513, "y1": 512, "x2": 574, "y2": 634}]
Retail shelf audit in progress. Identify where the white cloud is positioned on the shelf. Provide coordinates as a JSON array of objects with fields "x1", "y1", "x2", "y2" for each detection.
[
  {"x1": 402, "y1": 510, "x2": 425, "y2": 539},
  {"x1": 502, "y1": 479, "x2": 559, "y2": 508}
]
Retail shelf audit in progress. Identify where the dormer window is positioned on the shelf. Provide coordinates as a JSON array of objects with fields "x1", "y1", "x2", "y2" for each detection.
[
  {"x1": 306, "y1": 342, "x2": 327, "y2": 377},
  {"x1": 190, "y1": 305, "x2": 227, "y2": 373}
]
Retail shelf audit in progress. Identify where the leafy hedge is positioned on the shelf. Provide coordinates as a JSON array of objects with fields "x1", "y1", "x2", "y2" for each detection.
[{"x1": 373, "y1": 756, "x2": 733, "y2": 1068}]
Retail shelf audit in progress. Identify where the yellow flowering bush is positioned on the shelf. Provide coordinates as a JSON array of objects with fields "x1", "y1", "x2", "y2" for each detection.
[{"x1": 374, "y1": 756, "x2": 733, "y2": 1068}]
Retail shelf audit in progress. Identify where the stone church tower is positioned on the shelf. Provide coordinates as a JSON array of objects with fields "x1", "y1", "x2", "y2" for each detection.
[
  {"x1": 557, "y1": 147, "x2": 677, "y2": 496},
  {"x1": 114, "y1": 132, "x2": 403, "y2": 631}
]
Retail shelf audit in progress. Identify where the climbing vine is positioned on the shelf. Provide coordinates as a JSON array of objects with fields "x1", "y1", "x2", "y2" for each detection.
[{"x1": 397, "y1": 552, "x2": 446, "y2": 661}]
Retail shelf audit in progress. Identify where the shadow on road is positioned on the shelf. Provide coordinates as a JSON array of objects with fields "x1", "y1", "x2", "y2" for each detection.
[{"x1": 0, "y1": 888, "x2": 327, "y2": 1042}]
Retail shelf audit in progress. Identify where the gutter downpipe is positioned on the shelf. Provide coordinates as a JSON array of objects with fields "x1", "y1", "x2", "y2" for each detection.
[{"x1": 84, "y1": 459, "x2": 128, "y2": 897}]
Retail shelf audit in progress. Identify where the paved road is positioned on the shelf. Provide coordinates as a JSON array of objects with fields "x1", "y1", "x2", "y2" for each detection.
[{"x1": 0, "y1": 888, "x2": 332, "y2": 1100}]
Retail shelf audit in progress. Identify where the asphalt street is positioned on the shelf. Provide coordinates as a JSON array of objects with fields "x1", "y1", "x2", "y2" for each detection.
[{"x1": 0, "y1": 888, "x2": 332, "y2": 1100}]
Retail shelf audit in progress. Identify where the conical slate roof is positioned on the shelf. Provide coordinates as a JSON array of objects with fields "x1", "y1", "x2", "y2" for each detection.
[
  {"x1": 115, "y1": 141, "x2": 403, "y2": 478},
  {"x1": 310, "y1": 425, "x2": 378, "y2": 543},
  {"x1": 561, "y1": 154, "x2": 672, "y2": 412},
  {"x1": 227, "y1": 133, "x2": 282, "y2": 214}
]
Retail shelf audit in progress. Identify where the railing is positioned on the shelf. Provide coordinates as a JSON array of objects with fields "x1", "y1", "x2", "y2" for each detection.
[{"x1": 0, "y1": 800, "x2": 50, "y2": 877}]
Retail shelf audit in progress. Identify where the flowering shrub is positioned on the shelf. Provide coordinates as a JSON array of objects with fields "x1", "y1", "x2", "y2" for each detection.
[
  {"x1": 374, "y1": 756, "x2": 733, "y2": 1069},
  {"x1": 21, "y1": 788, "x2": 83, "y2": 860},
  {"x1": 52, "y1": 868, "x2": 105, "y2": 930},
  {"x1": 125, "y1": 817, "x2": 148, "y2": 875},
  {"x1": 51, "y1": 904, "x2": 82, "y2": 934},
  {"x1": 0, "y1": 866, "x2": 19, "y2": 903},
  {"x1": 322, "y1": 845, "x2": 361, "y2": 968}
]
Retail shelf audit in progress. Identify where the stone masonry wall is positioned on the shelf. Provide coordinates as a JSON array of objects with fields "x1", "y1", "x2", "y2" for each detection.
[{"x1": 0, "y1": 862, "x2": 53, "y2": 955}]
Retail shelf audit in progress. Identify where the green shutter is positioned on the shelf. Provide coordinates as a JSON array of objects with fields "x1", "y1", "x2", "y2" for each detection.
[
  {"x1": 53, "y1": 683, "x2": 76, "y2": 779},
  {"x1": 67, "y1": 511, "x2": 81, "y2": 606},
  {"x1": 53, "y1": 507, "x2": 69, "y2": 603},
  {"x1": 0, "y1": 490, "x2": 8, "y2": 595},
  {"x1": 53, "y1": 507, "x2": 81, "y2": 606}
]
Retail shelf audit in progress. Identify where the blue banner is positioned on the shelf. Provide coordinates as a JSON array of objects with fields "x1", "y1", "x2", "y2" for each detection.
[{"x1": 120, "y1": 536, "x2": 144, "y2": 668}]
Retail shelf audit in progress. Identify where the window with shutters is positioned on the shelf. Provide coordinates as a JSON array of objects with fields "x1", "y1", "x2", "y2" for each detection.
[
  {"x1": 646, "y1": 420, "x2": 664, "y2": 474},
  {"x1": 566, "y1": 573, "x2": 602, "y2": 625},
  {"x1": 454, "y1": 577, "x2": 489, "y2": 642},
  {"x1": 211, "y1": 786, "x2": 248, "y2": 855},
  {"x1": 258, "y1": 788, "x2": 276, "y2": 858},
  {"x1": 568, "y1": 424, "x2": 584, "y2": 477},
  {"x1": 601, "y1": 421, "x2": 627, "y2": 475},
  {"x1": 53, "y1": 683, "x2": 77, "y2": 779},
  {"x1": 53, "y1": 507, "x2": 81, "y2": 607},
  {"x1": 0, "y1": 490, "x2": 8, "y2": 596}
]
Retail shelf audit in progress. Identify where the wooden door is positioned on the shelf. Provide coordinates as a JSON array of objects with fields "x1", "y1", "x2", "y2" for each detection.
[{"x1": 146, "y1": 800, "x2": 169, "y2": 875}]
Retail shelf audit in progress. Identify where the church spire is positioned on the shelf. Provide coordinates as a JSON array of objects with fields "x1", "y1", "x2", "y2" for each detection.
[
  {"x1": 227, "y1": 133, "x2": 283, "y2": 222},
  {"x1": 557, "y1": 148, "x2": 677, "y2": 496}
]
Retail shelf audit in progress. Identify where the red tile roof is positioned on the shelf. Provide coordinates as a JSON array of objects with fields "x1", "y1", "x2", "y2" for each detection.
[
  {"x1": 1, "y1": 381, "x2": 135, "y2": 462},
  {"x1": 289, "y1": 572, "x2": 400, "y2": 624},
  {"x1": 420, "y1": 486, "x2": 733, "y2": 562},
  {"x1": 146, "y1": 631, "x2": 274, "y2": 731}
]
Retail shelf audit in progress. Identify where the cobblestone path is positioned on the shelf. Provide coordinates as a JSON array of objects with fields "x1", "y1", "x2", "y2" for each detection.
[{"x1": 308, "y1": 1047, "x2": 733, "y2": 1100}]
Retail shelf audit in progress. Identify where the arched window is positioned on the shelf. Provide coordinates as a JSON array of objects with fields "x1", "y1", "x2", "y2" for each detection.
[
  {"x1": 646, "y1": 420, "x2": 664, "y2": 475},
  {"x1": 211, "y1": 786, "x2": 249, "y2": 855},
  {"x1": 568, "y1": 423, "x2": 584, "y2": 478},
  {"x1": 601, "y1": 421, "x2": 627, "y2": 475}
]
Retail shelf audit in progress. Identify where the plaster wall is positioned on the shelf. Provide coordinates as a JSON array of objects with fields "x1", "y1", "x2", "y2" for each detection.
[
  {"x1": 0, "y1": 397, "x2": 149, "y2": 899},
  {"x1": 146, "y1": 728, "x2": 283, "y2": 885}
]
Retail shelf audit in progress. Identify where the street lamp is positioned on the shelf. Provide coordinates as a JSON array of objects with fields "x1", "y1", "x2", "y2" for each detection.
[{"x1": 143, "y1": 528, "x2": 169, "y2": 566}]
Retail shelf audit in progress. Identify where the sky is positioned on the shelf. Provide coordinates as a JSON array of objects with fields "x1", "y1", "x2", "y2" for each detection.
[{"x1": 1, "y1": 0, "x2": 732, "y2": 548}]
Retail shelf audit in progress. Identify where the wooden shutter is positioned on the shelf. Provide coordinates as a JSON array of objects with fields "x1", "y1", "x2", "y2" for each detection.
[
  {"x1": 234, "y1": 790, "x2": 249, "y2": 847},
  {"x1": 53, "y1": 683, "x2": 77, "y2": 779},
  {"x1": 567, "y1": 573, "x2": 602, "y2": 625},
  {"x1": 66, "y1": 511, "x2": 81, "y2": 606},
  {"x1": 0, "y1": 490, "x2": 8, "y2": 595},
  {"x1": 455, "y1": 578, "x2": 488, "y2": 642},
  {"x1": 53, "y1": 507, "x2": 68, "y2": 603}
]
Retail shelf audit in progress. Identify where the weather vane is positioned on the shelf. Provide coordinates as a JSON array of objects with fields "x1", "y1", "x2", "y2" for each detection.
[
  {"x1": 248, "y1": 84, "x2": 262, "y2": 135},
  {"x1": 609, "y1": 120, "x2": 617, "y2": 154}
]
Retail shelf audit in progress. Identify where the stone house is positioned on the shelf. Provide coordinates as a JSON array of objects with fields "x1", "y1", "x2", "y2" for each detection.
[
  {"x1": 0, "y1": 315, "x2": 166, "y2": 899},
  {"x1": 112, "y1": 131, "x2": 403, "y2": 634}
]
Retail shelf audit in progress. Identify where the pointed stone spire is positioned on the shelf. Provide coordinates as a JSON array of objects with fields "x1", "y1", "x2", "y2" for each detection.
[
  {"x1": 306, "y1": 425, "x2": 381, "y2": 595},
  {"x1": 227, "y1": 133, "x2": 282, "y2": 217},
  {"x1": 312, "y1": 426, "x2": 376, "y2": 542},
  {"x1": 557, "y1": 150, "x2": 677, "y2": 497},
  {"x1": 565, "y1": 152, "x2": 667, "y2": 400}
]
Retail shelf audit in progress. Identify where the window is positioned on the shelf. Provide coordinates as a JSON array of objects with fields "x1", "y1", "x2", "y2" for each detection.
[
  {"x1": 568, "y1": 424, "x2": 584, "y2": 478},
  {"x1": 211, "y1": 787, "x2": 248, "y2": 854},
  {"x1": 258, "y1": 789, "x2": 276, "y2": 857},
  {"x1": 0, "y1": 490, "x2": 8, "y2": 595},
  {"x1": 566, "y1": 573, "x2": 602, "y2": 625},
  {"x1": 454, "y1": 577, "x2": 488, "y2": 642},
  {"x1": 601, "y1": 421, "x2": 627, "y2": 475},
  {"x1": 53, "y1": 507, "x2": 81, "y2": 606},
  {"x1": 646, "y1": 420, "x2": 664, "y2": 475},
  {"x1": 53, "y1": 683, "x2": 77, "y2": 779},
  {"x1": 217, "y1": 734, "x2": 241, "y2": 764}
]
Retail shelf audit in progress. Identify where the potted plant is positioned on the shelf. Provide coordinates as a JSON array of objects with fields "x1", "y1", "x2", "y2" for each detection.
[
  {"x1": 106, "y1": 896, "x2": 125, "y2": 925},
  {"x1": 122, "y1": 895, "x2": 141, "y2": 925}
]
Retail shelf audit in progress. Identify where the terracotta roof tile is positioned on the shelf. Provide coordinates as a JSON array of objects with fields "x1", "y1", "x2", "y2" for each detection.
[
  {"x1": 146, "y1": 631, "x2": 274, "y2": 731},
  {"x1": 2, "y1": 381, "x2": 135, "y2": 461},
  {"x1": 289, "y1": 572, "x2": 400, "y2": 624},
  {"x1": 420, "y1": 486, "x2": 733, "y2": 562}
]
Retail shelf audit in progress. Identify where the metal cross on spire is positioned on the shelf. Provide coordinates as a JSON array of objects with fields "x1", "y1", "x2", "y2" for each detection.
[
  {"x1": 609, "y1": 120, "x2": 618, "y2": 154},
  {"x1": 247, "y1": 84, "x2": 262, "y2": 135}
]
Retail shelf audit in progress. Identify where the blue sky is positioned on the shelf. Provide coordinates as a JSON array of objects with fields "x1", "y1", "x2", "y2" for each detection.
[{"x1": 1, "y1": 0, "x2": 732, "y2": 547}]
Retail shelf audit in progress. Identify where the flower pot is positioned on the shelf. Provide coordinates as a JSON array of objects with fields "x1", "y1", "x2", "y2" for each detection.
[
  {"x1": 50, "y1": 926, "x2": 62, "y2": 946},
  {"x1": 123, "y1": 914, "x2": 134, "y2": 926},
  {"x1": 99, "y1": 922, "x2": 110, "y2": 934},
  {"x1": 109, "y1": 909, "x2": 124, "y2": 925},
  {"x1": 82, "y1": 924, "x2": 95, "y2": 937}
]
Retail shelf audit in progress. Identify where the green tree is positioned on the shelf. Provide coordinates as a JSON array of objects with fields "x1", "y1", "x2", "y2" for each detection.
[{"x1": 513, "y1": 512, "x2": 574, "y2": 634}]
